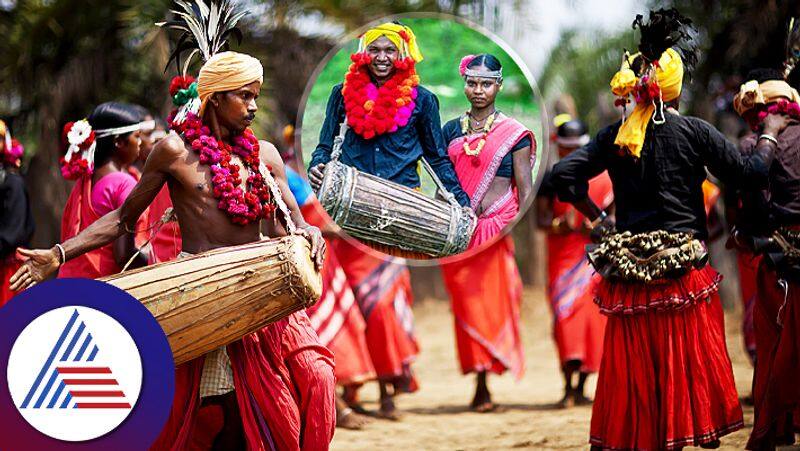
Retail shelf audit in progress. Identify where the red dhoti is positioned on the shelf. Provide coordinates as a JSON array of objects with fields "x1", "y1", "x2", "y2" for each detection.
[
  {"x1": 590, "y1": 266, "x2": 743, "y2": 450},
  {"x1": 440, "y1": 236, "x2": 524, "y2": 378},
  {"x1": 152, "y1": 311, "x2": 336, "y2": 451},
  {"x1": 332, "y1": 239, "x2": 419, "y2": 392},
  {"x1": 1, "y1": 254, "x2": 22, "y2": 307},
  {"x1": 747, "y1": 263, "x2": 800, "y2": 449}
]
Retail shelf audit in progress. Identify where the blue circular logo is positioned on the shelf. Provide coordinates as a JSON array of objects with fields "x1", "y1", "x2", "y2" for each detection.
[{"x1": 0, "y1": 278, "x2": 175, "y2": 450}]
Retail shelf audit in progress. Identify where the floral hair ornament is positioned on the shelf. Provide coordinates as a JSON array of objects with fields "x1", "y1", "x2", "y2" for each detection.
[
  {"x1": 60, "y1": 119, "x2": 155, "y2": 180},
  {"x1": 459, "y1": 55, "x2": 477, "y2": 77}
]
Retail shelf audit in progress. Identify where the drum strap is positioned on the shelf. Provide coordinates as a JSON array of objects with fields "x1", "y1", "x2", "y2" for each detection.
[{"x1": 330, "y1": 120, "x2": 461, "y2": 209}]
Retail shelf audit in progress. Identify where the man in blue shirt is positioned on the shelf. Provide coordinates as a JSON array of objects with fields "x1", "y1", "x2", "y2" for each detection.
[{"x1": 308, "y1": 22, "x2": 470, "y2": 207}]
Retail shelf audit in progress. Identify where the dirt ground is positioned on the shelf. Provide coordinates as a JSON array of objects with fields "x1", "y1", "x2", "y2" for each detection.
[{"x1": 330, "y1": 287, "x2": 769, "y2": 450}]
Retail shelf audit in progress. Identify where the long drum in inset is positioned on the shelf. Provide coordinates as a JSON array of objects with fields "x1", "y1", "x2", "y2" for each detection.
[
  {"x1": 101, "y1": 235, "x2": 321, "y2": 365},
  {"x1": 318, "y1": 160, "x2": 476, "y2": 258}
]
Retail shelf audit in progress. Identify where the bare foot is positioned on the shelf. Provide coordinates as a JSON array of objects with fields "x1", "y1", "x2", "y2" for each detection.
[
  {"x1": 574, "y1": 393, "x2": 593, "y2": 406},
  {"x1": 342, "y1": 386, "x2": 370, "y2": 415},
  {"x1": 337, "y1": 407, "x2": 370, "y2": 430},
  {"x1": 472, "y1": 401, "x2": 497, "y2": 413},
  {"x1": 558, "y1": 391, "x2": 575, "y2": 409},
  {"x1": 377, "y1": 398, "x2": 403, "y2": 421}
]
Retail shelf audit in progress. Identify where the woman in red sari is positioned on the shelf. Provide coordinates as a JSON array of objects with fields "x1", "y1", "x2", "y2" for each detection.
[
  {"x1": 440, "y1": 54, "x2": 535, "y2": 412},
  {"x1": 537, "y1": 119, "x2": 611, "y2": 408},
  {"x1": 58, "y1": 102, "x2": 151, "y2": 278}
]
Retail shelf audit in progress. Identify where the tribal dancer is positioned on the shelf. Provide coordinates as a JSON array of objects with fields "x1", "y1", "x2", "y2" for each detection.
[
  {"x1": 287, "y1": 166, "x2": 376, "y2": 430},
  {"x1": 537, "y1": 119, "x2": 610, "y2": 408},
  {"x1": 442, "y1": 53, "x2": 535, "y2": 248},
  {"x1": 733, "y1": 65, "x2": 800, "y2": 449},
  {"x1": 438, "y1": 53, "x2": 532, "y2": 411},
  {"x1": 58, "y1": 102, "x2": 151, "y2": 277},
  {"x1": 551, "y1": 9, "x2": 781, "y2": 449},
  {"x1": 332, "y1": 238, "x2": 419, "y2": 420},
  {"x1": 308, "y1": 22, "x2": 469, "y2": 211},
  {"x1": 0, "y1": 120, "x2": 33, "y2": 306},
  {"x1": 11, "y1": 3, "x2": 335, "y2": 449}
]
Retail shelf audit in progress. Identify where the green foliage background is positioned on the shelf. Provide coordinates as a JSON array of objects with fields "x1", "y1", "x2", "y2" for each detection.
[{"x1": 300, "y1": 17, "x2": 540, "y2": 170}]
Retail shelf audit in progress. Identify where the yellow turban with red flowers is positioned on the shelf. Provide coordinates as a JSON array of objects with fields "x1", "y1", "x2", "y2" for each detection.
[
  {"x1": 360, "y1": 23, "x2": 424, "y2": 63},
  {"x1": 610, "y1": 48, "x2": 684, "y2": 158},
  {"x1": 197, "y1": 51, "x2": 264, "y2": 116}
]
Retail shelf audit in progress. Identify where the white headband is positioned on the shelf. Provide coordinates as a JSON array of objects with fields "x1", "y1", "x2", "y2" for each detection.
[
  {"x1": 94, "y1": 120, "x2": 155, "y2": 139},
  {"x1": 463, "y1": 68, "x2": 503, "y2": 80}
]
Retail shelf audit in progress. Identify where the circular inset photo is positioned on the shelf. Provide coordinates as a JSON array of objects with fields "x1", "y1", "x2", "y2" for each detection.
[{"x1": 299, "y1": 14, "x2": 545, "y2": 262}]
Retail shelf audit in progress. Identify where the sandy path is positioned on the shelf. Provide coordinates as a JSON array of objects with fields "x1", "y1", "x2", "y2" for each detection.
[{"x1": 331, "y1": 287, "x2": 763, "y2": 450}]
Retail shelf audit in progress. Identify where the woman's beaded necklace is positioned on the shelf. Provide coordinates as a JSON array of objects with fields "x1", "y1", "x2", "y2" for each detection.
[{"x1": 460, "y1": 110, "x2": 498, "y2": 156}]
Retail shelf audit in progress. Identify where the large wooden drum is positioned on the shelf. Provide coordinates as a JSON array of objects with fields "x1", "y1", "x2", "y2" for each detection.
[
  {"x1": 101, "y1": 235, "x2": 321, "y2": 365},
  {"x1": 318, "y1": 160, "x2": 476, "y2": 258}
]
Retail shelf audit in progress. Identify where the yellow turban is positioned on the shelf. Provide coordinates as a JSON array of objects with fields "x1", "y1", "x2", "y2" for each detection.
[
  {"x1": 611, "y1": 48, "x2": 684, "y2": 158},
  {"x1": 733, "y1": 79, "x2": 800, "y2": 116},
  {"x1": 360, "y1": 23, "x2": 423, "y2": 63},
  {"x1": 197, "y1": 51, "x2": 264, "y2": 116}
]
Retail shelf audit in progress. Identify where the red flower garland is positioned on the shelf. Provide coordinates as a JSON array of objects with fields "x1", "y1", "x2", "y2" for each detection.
[
  {"x1": 342, "y1": 53, "x2": 419, "y2": 140},
  {"x1": 171, "y1": 112, "x2": 276, "y2": 225}
]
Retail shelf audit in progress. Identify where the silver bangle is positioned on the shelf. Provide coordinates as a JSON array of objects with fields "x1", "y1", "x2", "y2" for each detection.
[
  {"x1": 54, "y1": 243, "x2": 66, "y2": 264},
  {"x1": 590, "y1": 211, "x2": 608, "y2": 228},
  {"x1": 758, "y1": 134, "x2": 779, "y2": 146}
]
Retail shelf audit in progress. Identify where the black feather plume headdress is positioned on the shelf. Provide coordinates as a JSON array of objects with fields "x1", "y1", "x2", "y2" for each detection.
[
  {"x1": 632, "y1": 8, "x2": 698, "y2": 78},
  {"x1": 157, "y1": 0, "x2": 247, "y2": 75}
]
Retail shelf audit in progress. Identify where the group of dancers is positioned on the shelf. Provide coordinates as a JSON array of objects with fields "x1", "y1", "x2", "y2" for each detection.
[{"x1": 1, "y1": 3, "x2": 799, "y2": 450}]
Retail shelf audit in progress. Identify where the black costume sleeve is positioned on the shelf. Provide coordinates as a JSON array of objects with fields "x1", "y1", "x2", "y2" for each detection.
[
  {"x1": 693, "y1": 118, "x2": 770, "y2": 190},
  {"x1": 550, "y1": 126, "x2": 612, "y2": 203},
  {"x1": 417, "y1": 92, "x2": 470, "y2": 207},
  {"x1": 309, "y1": 84, "x2": 345, "y2": 169}
]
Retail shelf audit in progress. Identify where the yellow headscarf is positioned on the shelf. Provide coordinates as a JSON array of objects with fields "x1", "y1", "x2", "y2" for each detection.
[
  {"x1": 610, "y1": 48, "x2": 684, "y2": 158},
  {"x1": 360, "y1": 23, "x2": 424, "y2": 63},
  {"x1": 733, "y1": 79, "x2": 800, "y2": 116},
  {"x1": 197, "y1": 51, "x2": 264, "y2": 116}
]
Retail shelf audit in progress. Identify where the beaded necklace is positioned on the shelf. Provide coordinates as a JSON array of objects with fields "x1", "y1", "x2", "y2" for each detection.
[{"x1": 460, "y1": 110, "x2": 498, "y2": 156}]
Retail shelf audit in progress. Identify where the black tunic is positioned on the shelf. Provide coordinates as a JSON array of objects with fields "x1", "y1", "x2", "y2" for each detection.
[{"x1": 551, "y1": 113, "x2": 771, "y2": 240}]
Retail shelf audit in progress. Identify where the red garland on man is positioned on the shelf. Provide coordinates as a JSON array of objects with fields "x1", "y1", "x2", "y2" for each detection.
[
  {"x1": 171, "y1": 112, "x2": 276, "y2": 225},
  {"x1": 342, "y1": 53, "x2": 419, "y2": 140}
]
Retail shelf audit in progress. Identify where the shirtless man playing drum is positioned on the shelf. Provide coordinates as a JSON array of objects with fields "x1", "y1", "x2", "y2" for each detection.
[{"x1": 10, "y1": 51, "x2": 336, "y2": 450}]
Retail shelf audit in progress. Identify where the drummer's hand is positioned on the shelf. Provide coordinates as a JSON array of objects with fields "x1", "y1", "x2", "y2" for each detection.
[
  {"x1": 9, "y1": 247, "x2": 62, "y2": 292},
  {"x1": 298, "y1": 225, "x2": 326, "y2": 270},
  {"x1": 308, "y1": 164, "x2": 325, "y2": 192}
]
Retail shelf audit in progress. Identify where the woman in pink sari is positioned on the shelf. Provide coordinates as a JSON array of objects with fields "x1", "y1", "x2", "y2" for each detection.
[
  {"x1": 443, "y1": 54, "x2": 536, "y2": 249},
  {"x1": 440, "y1": 54, "x2": 535, "y2": 412}
]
